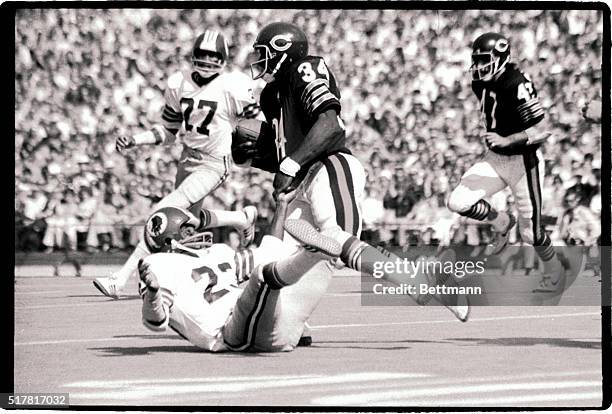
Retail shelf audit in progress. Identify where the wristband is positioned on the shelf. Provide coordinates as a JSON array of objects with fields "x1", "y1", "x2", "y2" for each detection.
[
  {"x1": 133, "y1": 130, "x2": 157, "y2": 146},
  {"x1": 279, "y1": 157, "x2": 301, "y2": 177}
]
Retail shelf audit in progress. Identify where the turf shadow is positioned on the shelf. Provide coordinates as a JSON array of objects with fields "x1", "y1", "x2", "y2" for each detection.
[
  {"x1": 445, "y1": 337, "x2": 601, "y2": 349},
  {"x1": 90, "y1": 345, "x2": 203, "y2": 356},
  {"x1": 308, "y1": 338, "x2": 447, "y2": 351}
]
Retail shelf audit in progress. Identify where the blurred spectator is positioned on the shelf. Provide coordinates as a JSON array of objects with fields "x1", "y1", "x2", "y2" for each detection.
[{"x1": 14, "y1": 9, "x2": 602, "y2": 251}]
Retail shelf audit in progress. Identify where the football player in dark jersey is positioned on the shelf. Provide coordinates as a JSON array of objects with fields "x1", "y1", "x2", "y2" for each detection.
[
  {"x1": 233, "y1": 22, "x2": 470, "y2": 322},
  {"x1": 447, "y1": 32, "x2": 578, "y2": 292}
]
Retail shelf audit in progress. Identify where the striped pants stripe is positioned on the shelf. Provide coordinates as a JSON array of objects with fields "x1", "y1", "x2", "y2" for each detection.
[{"x1": 303, "y1": 152, "x2": 366, "y2": 237}]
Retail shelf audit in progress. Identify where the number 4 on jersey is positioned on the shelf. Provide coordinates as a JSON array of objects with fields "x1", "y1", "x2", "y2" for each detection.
[{"x1": 517, "y1": 82, "x2": 534, "y2": 101}]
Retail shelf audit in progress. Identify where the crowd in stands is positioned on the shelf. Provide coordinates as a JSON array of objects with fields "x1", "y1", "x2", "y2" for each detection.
[{"x1": 15, "y1": 9, "x2": 602, "y2": 252}]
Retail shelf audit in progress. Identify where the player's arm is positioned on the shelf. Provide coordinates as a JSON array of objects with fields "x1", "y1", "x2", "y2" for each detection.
[
  {"x1": 486, "y1": 74, "x2": 549, "y2": 149},
  {"x1": 276, "y1": 58, "x2": 343, "y2": 189},
  {"x1": 267, "y1": 191, "x2": 296, "y2": 239},
  {"x1": 116, "y1": 74, "x2": 183, "y2": 153},
  {"x1": 284, "y1": 109, "x2": 344, "y2": 169},
  {"x1": 485, "y1": 124, "x2": 551, "y2": 149}
]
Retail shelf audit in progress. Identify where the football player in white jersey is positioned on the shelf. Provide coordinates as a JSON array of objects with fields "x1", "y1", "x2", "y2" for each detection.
[
  {"x1": 138, "y1": 192, "x2": 341, "y2": 352},
  {"x1": 94, "y1": 30, "x2": 259, "y2": 298}
]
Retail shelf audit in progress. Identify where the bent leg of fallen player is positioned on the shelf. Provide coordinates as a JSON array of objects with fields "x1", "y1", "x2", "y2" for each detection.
[{"x1": 222, "y1": 192, "x2": 341, "y2": 352}]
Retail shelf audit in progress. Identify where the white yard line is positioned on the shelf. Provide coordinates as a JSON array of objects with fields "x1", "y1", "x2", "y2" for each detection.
[
  {"x1": 15, "y1": 336, "x2": 140, "y2": 346},
  {"x1": 370, "y1": 392, "x2": 602, "y2": 407},
  {"x1": 309, "y1": 311, "x2": 601, "y2": 329},
  {"x1": 311, "y1": 380, "x2": 601, "y2": 405},
  {"x1": 14, "y1": 290, "x2": 67, "y2": 295}
]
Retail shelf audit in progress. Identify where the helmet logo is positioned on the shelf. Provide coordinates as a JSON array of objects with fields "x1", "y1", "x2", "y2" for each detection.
[
  {"x1": 147, "y1": 212, "x2": 167, "y2": 237},
  {"x1": 494, "y1": 39, "x2": 509, "y2": 53},
  {"x1": 270, "y1": 34, "x2": 292, "y2": 52}
]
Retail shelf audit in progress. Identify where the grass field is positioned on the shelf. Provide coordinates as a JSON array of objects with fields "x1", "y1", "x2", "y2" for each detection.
[{"x1": 14, "y1": 268, "x2": 604, "y2": 408}]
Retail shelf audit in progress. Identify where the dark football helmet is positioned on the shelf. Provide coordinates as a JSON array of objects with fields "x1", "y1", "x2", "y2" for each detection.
[
  {"x1": 192, "y1": 30, "x2": 229, "y2": 78},
  {"x1": 471, "y1": 32, "x2": 511, "y2": 82},
  {"x1": 250, "y1": 22, "x2": 308, "y2": 82},
  {"x1": 144, "y1": 206, "x2": 213, "y2": 253}
]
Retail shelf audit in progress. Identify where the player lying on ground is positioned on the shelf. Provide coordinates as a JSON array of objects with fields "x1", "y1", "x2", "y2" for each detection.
[
  {"x1": 94, "y1": 204, "x2": 258, "y2": 299},
  {"x1": 446, "y1": 32, "x2": 583, "y2": 292},
  {"x1": 95, "y1": 29, "x2": 260, "y2": 298},
  {"x1": 234, "y1": 22, "x2": 469, "y2": 321},
  {"x1": 138, "y1": 191, "x2": 343, "y2": 352}
]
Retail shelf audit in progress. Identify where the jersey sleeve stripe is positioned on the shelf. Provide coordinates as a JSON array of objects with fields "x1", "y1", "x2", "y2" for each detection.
[
  {"x1": 307, "y1": 92, "x2": 339, "y2": 114},
  {"x1": 162, "y1": 119, "x2": 183, "y2": 130},
  {"x1": 301, "y1": 78, "x2": 329, "y2": 103},
  {"x1": 302, "y1": 83, "x2": 328, "y2": 105},
  {"x1": 306, "y1": 86, "x2": 330, "y2": 104},
  {"x1": 517, "y1": 99, "x2": 544, "y2": 123},
  {"x1": 162, "y1": 112, "x2": 182, "y2": 122},
  {"x1": 162, "y1": 105, "x2": 182, "y2": 119}
]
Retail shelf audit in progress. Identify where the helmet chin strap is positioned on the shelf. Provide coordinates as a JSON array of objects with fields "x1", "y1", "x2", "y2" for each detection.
[{"x1": 264, "y1": 53, "x2": 288, "y2": 83}]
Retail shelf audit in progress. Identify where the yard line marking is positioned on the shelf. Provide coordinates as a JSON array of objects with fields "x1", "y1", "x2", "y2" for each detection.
[
  {"x1": 297, "y1": 370, "x2": 603, "y2": 396},
  {"x1": 386, "y1": 392, "x2": 602, "y2": 407},
  {"x1": 15, "y1": 336, "x2": 158, "y2": 346},
  {"x1": 309, "y1": 311, "x2": 600, "y2": 329},
  {"x1": 14, "y1": 290, "x2": 66, "y2": 295},
  {"x1": 65, "y1": 373, "x2": 432, "y2": 401},
  {"x1": 15, "y1": 302, "x2": 131, "y2": 310},
  {"x1": 312, "y1": 380, "x2": 602, "y2": 405}
]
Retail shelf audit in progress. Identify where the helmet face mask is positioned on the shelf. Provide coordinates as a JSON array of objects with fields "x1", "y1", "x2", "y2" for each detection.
[
  {"x1": 250, "y1": 22, "x2": 308, "y2": 83},
  {"x1": 471, "y1": 52, "x2": 499, "y2": 81},
  {"x1": 250, "y1": 44, "x2": 276, "y2": 81},
  {"x1": 192, "y1": 50, "x2": 225, "y2": 78},
  {"x1": 471, "y1": 33, "x2": 510, "y2": 82}
]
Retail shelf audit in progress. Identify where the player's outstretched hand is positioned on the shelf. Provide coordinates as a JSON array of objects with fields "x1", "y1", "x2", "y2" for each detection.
[
  {"x1": 116, "y1": 135, "x2": 136, "y2": 153},
  {"x1": 273, "y1": 171, "x2": 295, "y2": 200}
]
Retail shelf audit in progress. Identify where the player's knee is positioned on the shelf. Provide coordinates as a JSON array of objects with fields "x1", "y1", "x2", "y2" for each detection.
[{"x1": 447, "y1": 189, "x2": 471, "y2": 213}]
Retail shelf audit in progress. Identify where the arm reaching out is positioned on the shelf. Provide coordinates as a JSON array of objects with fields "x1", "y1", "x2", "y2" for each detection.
[{"x1": 267, "y1": 190, "x2": 297, "y2": 239}]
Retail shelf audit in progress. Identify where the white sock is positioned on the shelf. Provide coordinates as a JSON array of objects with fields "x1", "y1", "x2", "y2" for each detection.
[
  {"x1": 205, "y1": 209, "x2": 248, "y2": 229},
  {"x1": 113, "y1": 240, "x2": 150, "y2": 288}
]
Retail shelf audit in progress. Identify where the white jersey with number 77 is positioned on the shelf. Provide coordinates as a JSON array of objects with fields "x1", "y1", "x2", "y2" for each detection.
[{"x1": 161, "y1": 70, "x2": 258, "y2": 158}]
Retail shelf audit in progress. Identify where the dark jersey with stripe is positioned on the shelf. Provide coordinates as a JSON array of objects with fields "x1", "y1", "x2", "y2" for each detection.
[
  {"x1": 256, "y1": 55, "x2": 348, "y2": 174},
  {"x1": 472, "y1": 63, "x2": 545, "y2": 156}
]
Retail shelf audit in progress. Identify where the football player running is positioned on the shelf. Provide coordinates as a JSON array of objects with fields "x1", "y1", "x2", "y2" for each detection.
[
  {"x1": 138, "y1": 192, "x2": 341, "y2": 352},
  {"x1": 94, "y1": 30, "x2": 259, "y2": 298},
  {"x1": 233, "y1": 22, "x2": 469, "y2": 321},
  {"x1": 447, "y1": 33, "x2": 582, "y2": 292}
]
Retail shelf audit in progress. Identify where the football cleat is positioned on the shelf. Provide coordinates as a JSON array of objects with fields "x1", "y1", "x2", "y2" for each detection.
[
  {"x1": 533, "y1": 250, "x2": 586, "y2": 293},
  {"x1": 420, "y1": 249, "x2": 471, "y2": 322},
  {"x1": 239, "y1": 206, "x2": 258, "y2": 247},
  {"x1": 444, "y1": 296, "x2": 471, "y2": 323},
  {"x1": 487, "y1": 212, "x2": 517, "y2": 256},
  {"x1": 532, "y1": 275, "x2": 560, "y2": 293},
  {"x1": 283, "y1": 219, "x2": 342, "y2": 257},
  {"x1": 93, "y1": 276, "x2": 121, "y2": 299}
]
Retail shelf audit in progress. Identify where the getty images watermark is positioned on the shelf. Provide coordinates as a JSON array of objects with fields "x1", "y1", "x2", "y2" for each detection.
[
  {"x1": 371, "y1": 255, "x2": 485, "y2": 297},
  {"x1": 359, "y1": 245, "x2": 607, "y2": 306}
]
